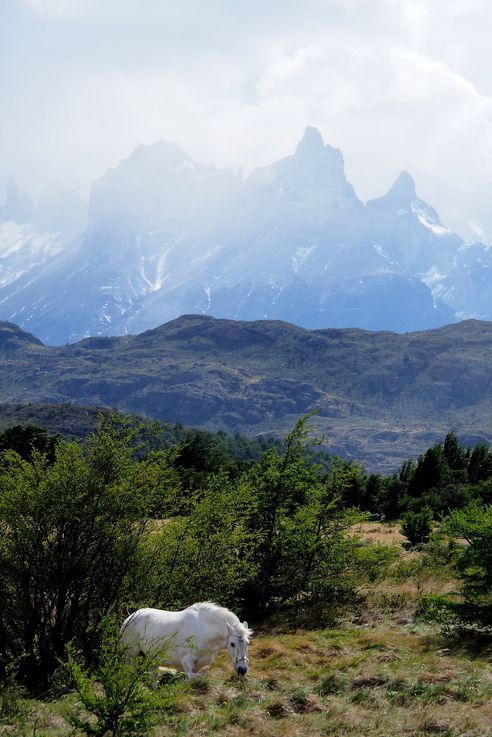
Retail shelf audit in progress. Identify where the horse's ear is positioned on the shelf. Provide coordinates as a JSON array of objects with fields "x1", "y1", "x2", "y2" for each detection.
[
  {"x1": 242, "y1": 621, "x2": 248, "y2": 629},
  {"x1": 226, "y1": 622, "x2": 234, "y2": 634}
]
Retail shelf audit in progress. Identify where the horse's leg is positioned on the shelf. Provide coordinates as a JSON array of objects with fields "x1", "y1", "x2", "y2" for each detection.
[
  {"x1": 149, "y1": 662, "x2": 161, "y2": 689},
  {"x1": 180, "y1": 653, "x2": 197, "y2": 678},
  {"x1": 123, "y1": 644, "x2": 161, "y2": 688},
  {"x1": 123, "y1": 644, "x2": 139, "y2": 664}
]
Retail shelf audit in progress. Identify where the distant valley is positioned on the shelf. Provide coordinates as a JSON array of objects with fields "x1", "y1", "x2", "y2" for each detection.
[{"x1": 1, "y1": 315, "x2": 492, "y2": 472}]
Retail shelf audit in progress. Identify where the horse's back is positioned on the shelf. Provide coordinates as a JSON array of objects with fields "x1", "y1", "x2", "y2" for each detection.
[
  {"x1": 120, "y1": 607, "x2": 201, "y2": 670},
  {"x1": 121, "y1": 607, "x2": 167, "y2": 627},
  {"x1": 120, "y1": 607, "x2": 197, "y2": 648}
]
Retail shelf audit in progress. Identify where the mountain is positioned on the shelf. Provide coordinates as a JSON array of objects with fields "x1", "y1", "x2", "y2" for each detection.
[
  {"x1": 427, "y1": 242, "x2": 492, "y2": 321},
  {"x1": 34, "y1": 184, "x2": 87, "y2": 236},
  {"x1": 1, "y1": 315, "x2": 492, "y2": 472},
  {"x1": 0, "y1": 127, "x2": 490, "y2": 343},
  {"x1": 0, "y1": 179, "x2": 87, "y2": 341},
  {"x1": 0, "y1": 178, "x2": 34, "y2": 223}
]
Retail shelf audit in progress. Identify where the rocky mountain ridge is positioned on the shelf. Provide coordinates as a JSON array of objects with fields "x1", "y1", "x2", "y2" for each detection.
[{"x1": 1, "y1": 127, "x2": 491, "y2": 344}]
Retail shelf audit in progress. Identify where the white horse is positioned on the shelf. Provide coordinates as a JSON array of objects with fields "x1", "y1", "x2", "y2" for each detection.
[{"x1": 120, "y1": 602, "x2": 252, "y2": 682}]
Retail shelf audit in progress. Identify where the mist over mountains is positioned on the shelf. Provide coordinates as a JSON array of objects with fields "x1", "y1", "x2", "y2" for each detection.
[{"x1": 0, "y1": 127, "x2": 491, "y2": 345}]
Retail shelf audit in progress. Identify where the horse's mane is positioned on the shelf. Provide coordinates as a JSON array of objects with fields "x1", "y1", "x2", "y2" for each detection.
[{"x1": 189, "y1": 602, "x2": 253, "y2": 640}]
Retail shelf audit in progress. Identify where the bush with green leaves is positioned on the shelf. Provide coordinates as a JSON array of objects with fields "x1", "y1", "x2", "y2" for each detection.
[
  {"x1": 419, "y1": 502, "x2": 492, "y2": 633},
  {"x1": 235, "y1": 416, "x2": 371, "y2": 613},
  {"x1": 0, "y1": 415, "x2": 176, "y2": 684},
  {"x1": 401, "y1": 506, "x2": 433, "y2": 548},
  {"x1": 0, "y1": 657, "x2": 29, "y2": 723},
  {"x1": 151, "y1": 469, "x2": 258, "y2": 609},
  {"x1": 444, "y1": 502, "x2": 492, "y2": 631},
  {"x1": 67, "y1": 615, "x2": 172, "y2": 737}
]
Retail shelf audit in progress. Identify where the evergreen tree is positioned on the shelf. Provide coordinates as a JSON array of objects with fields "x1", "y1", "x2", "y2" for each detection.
[
  {"x1": 0, "y1": 424, "x2": 58, "y2": 463},
  {"x1": 443, "y1": 430, "x2": 467, "y2": 471},
  {"x1": 408, "y1": 445, "x2": 450, "y2": 497},
  {"x1": 468, "y1": 442, "x2": 492, "y2": 483}
]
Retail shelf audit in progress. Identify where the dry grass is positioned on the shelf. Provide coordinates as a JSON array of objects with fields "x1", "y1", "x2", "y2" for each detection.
[
  {"x1": 2, "y1": 523, "x2": 478, "y2": 737},
  {"x1": 351, "y1": 520, "x2": 407, "y2": 546},
  {"x1": 7, "y1": 625, "x2": 492, "y2": 737}
]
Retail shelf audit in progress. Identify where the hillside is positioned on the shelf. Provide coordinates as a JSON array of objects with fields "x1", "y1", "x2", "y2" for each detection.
[
  {"x1": 0, "y1": 402, "x2": 105, "y2": 439},
  {"x1": 1, "y1": 315, "x2": 492, "y2": 471}
]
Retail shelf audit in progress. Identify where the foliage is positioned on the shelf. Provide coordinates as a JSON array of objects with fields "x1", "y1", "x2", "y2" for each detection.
[
  {"x1": 352, "y1": 542, "x2": 400, "y2": 583},
  {"x1": 360, "y1": 431, "x2": 492, "y2": 520},
  {"x1": 443, "y1": 502, "x2": 492, "y2": 631},
  {"x1": 468, "y1": 442, "x2": 492, "y2": 483},
  {"x1": 67, "y1": 615, "x2": 166, "y2": 737},
  {"x1": 401, "y1": 506, "x2": 433, "y2": 548},
  {"x1": 408, "y1": 445, "x2": 451, "y2": 497},
  {"x1": 150, "y1": 416, "x2": 376, "y2": 617},
  {"x1": 0, "y1": 423, "x2": 58, "y2": 463},
  {"x1": 151, "y1": 470, "x2": 258, "y2": 609},
  {"x1": 170, "y1": 430, "x2": 237, "y2": 488},
  {"x1": 169, "y1": 426, "x2": 333, "y2": 488},
  {"x1": 0, "y1": 657, "x2": 29, "y2": 722},
  {"x1": 420, "y1": 503, "x2": 492, "y2": 634},
  {"x1": 442, "y1": 430, "x2": 468, "y2": 472},
  {"x1": 417, "y1": 593, "x2": 459, "y2": 631},
  {"x1": 0, "y1": 415, "x2": 171, "y2": 684},
  {"x1": 238, "y1": 417, "x2": 369, "y2": 613}
]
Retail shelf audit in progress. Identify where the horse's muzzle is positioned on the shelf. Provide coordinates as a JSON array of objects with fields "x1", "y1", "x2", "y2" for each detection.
[{"x1": 236, "y1": 664, "x2": 248, "y2": 677}]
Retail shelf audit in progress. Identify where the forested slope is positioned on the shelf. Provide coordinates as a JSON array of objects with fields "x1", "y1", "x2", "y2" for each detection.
[{"x1": 1, "y1": 316, "x2": 492, "y2": 470}]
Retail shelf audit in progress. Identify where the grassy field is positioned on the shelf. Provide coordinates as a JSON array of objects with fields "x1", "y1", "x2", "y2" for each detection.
[
  {"x1": 7, "y1": 625, "x2": 491, "y2": 737},
  {"x1": 3, "y1": 523, "x2": 491, "y2": 737}
]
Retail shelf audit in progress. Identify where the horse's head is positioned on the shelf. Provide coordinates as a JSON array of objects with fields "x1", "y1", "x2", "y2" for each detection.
[{"x1": 226, "y1": 621, "x2": 251, "y2": 677}]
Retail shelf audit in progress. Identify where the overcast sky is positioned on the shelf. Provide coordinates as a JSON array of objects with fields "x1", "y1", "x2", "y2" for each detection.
[{"x1": 2, "y1": 0, "x2": 492, "y2": 241}]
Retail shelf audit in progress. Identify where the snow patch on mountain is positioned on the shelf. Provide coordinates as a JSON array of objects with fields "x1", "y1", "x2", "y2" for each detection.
[
  {"x1": 0, "y1": 221, "x2": 65, "y2": 288},
  {"x1": 411, "y1": 205, "x2": 451, "y2": 236},
  {"x1": 421, "y1": 265, "x2": 447, "y2": 286},
  {"x1": 292, "y1": 244, "x2": 316, "y2": 272}
]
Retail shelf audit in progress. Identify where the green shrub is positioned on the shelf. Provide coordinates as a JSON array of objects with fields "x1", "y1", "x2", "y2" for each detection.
[
  {"x1": 401, "y1": 506, "x2": 433, "y2": 547},
  {"x1": 417, "y1": 593, "x2": 458, "y2": 631},
  {"x1": 0, "y1": 415, "x2": 171, "y2": 684},
  {"x1": 67, "y1": 615, "x2": 170, "y2": 737},
  {"x1": 0, "y1": 658, "x2": 29, "y2": 723},
  {"x1": 443, "y1": 502, "x2": 492, "y2": 632}
]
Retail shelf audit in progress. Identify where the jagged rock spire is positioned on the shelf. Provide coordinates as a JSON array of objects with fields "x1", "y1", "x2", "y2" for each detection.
[
  {"x1": 295, "y1": 126, "x2": 325, "y2": 157},
  {"x1": 387, "y1": 170, "x2": 417, "y2": 203}
]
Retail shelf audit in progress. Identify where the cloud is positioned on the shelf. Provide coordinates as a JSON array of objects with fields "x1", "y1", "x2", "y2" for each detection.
[
  {"x1": 2, "y1": 0, "x2": 492, "y2": 241},
  {"x1": 252, "y1": 39, "x2": 492, "y2": 238}
]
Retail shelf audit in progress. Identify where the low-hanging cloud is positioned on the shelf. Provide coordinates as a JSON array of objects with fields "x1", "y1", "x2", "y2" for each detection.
[{"x1": 2, "y1": 0, "x2": 492, "y2": 241}]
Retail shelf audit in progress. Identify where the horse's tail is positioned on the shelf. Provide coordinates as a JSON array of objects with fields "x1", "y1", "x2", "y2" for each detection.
[
  {"x1": 119, "y1": 609, "x2": 144, "y2": 662},
  {"x1": 120, "y1": 608, "x2": 141, "y2": 635}
]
